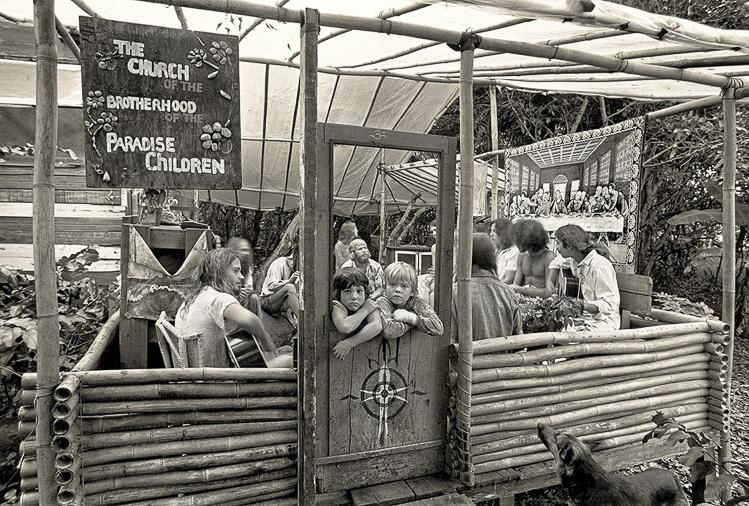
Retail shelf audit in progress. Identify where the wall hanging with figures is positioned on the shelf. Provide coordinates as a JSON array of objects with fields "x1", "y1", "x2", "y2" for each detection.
[
  {"x1": 505, "y1": 116, "x2": 645, "y2": 272},
  {"x1": 79, "y1": 17, "x2": 241, "y2": 190}
]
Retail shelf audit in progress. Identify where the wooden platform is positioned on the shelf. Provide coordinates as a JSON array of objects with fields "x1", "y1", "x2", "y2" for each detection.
[{"x1": 317, "y1": 474, "x2": 467, "y2": 506}]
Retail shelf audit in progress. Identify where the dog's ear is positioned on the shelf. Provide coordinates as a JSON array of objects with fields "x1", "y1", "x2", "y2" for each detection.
[{"x1": 559, "y1": 440, "x2": 577, "y2": 465}]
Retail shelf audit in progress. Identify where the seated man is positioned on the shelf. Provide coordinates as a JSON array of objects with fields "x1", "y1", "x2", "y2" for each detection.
[
  {"x1": 260, "y1": 246, "x2": 300, "y2": 329},
  {"x1": 511, "y1": 219, "x2": 556, "y2": 298}
]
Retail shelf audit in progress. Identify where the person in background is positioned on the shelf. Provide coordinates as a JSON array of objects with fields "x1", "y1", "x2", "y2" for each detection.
[
  {"x1": 451, "y1": 234, "x2": 522, "y2": 342},
  {"x1": 417, "y1": 244, "x2": 438, "y2": 308},
  {"x1": 330, "y1": 268, "x2": 382, "y2": 359},
  {"x1": 340, "y1": 238, "x2": 385, "y2": 300},
  {"x1": 490, "y1": 218, "x2": 518, "y2": 284},
  {"x1": 226, "y1": 237, "x2": 261, "y2": 315},
  {"x1": 175, "y1": 248, "x2": 291, "y2": 368},
  {"x1": 260, "y1": 246, "x2": 300, "y2": 329},
  {"x1": 555, "y1": 224, "x2": 620, "y2": 331},
  {"x1": 511, "y1": 219, "x2": 556, "y2": 297},
  {"x1": 334, "y1": 221, "x2": 358, "y2": 272},
  {"x1": 377, "y1": 261, "x2": 443, "y2": 340}
]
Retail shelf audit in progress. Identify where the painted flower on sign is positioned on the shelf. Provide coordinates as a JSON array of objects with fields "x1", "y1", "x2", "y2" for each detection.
[
  {"x1": 199, "y1": 120, "x2": 233, "y2": 153},
  {"x1": 85, "y1": 90, "x2": 105, "y2": 109},
  {"x1": 209, "y1": 40, "x2": 233, "y2": 65}
]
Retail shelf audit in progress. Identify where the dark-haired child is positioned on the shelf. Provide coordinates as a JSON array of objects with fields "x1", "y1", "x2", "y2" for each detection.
[
  {"x1": 331, "y1": 268, "x2": 382, "y2": 359},
  {"x1": 377, "y1": 261, "x2": 443, "y2": 339}
]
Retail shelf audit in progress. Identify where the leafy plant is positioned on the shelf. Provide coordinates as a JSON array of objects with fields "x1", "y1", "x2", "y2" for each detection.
[
  {"x1": 643, "y1": 411, "x2": 749, "y2": 505},
  {"x1": 517, "y1": 294, "x2": 584, "y2": 333}
]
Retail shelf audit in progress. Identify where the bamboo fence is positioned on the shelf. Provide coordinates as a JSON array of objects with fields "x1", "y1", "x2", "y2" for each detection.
[
  {"x1": 447, "y1": 310, "x2": 729, "y2": 482},
  {"x1": 19, "y1": 362, "x2": 298, "y2": 505}
]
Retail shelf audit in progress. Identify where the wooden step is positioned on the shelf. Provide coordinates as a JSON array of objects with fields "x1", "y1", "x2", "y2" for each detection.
[{"x1": 350, "y1": 474, "x2": 459, "y2": 506}]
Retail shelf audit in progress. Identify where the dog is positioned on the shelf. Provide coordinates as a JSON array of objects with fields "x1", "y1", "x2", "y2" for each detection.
[{"x1": 537, "y1": 423, "x2": 688, "y2": 506}]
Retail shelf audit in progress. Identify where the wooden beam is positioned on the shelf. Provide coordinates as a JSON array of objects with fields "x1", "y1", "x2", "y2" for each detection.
[
  {"x1": 33, "y1": 0, "x2": 61, "y2": 503},
  {"x1": 239, "y1": 0, "x2": 292, "y2": 41},
  {"x1": 54, "y1": 16, "x2": 80, "y2": 63},
  {"x1": 69, "y1": 0, "x2": 98, "y2": 17},
  {"x1": 489, "y1": 86, "x2": 499, "y2": 220},
  {"x1": 139, "y1": 0, "x2": 736, "y2": 89},
  {"x1": 298, "y1": 8, "x2": 320, "y2": 505},
  {"x1": 287, "y1": 1, "x2": 428, "y2": 62},
  {"x1": 339, "y1": 19, "x2": 533, "y2": 70},
  {"x1": 719, "y1": 87, "x2": 737, "y2": 483},
  {"x1": 456, "y1": 42, "x2": 475, "y2": 487}
]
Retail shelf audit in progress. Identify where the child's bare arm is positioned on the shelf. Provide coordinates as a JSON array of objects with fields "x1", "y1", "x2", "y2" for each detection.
[
  {"x1": 332, "y1": 312, "x2": 382, "y2": 359},
  {"x1": 331, "y1": 299, "x2": 376, "y2": 335}
]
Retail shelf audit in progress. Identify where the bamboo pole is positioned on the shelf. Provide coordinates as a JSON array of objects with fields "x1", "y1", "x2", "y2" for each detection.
[
  {"x1": 80, "y1": 396, "x2": 296, "y2": 415},
  {"x1": 55, "y1": 457, "x2": 79, "y2": 485},
  {"x1": 80, "y1": 409, "x2": 297, "y2": 434},
  {"x1": 473, "y1": 353, "x2": 711, "y2": 393},
  {"x1": 471, "y1": 371, "x2": 707, "y2": 416},
  {"x1": 21, "y1": 458, "x2": 38, "y2": 479},
  {"x1": 471, "y1": 363, "x2": 707, "y2": 404},
  {"x1": 84, "y1": 457, "x2": 295, "y2": 495},
  {"x1": 473, "y1": 416, "x2": 708, "y2": 463},
  {"x1": 84, "y1": 467, "x2": 296, "y2": 506},
  {"x1": 378, "y1": 164, "x2": 387, "y2": 259},
  {"x1": 489, "y1": 86, "x2": 499, "y2": 220},
  {"x1": 71, "y1": 310, "x2": 120, "y2": 372},
  {"x1": 455, "y1": 41, "x2": 476, "y2": 487},
  {"x1": 471, "y1": 379, "x2": 709, "y2": 425},
  {"x1": 20, "y1": 476, "x2": 37, "y2": 492},
  {"x1": 83, "y1": 443, "x2": 296, "y2": 482},
  {"x1": 472, "y1": 322, "x2": 710, "y2": 354},
  {"x1": 83, "y1": 420, "x2": 297, "y2": 450},
  {"x1": 19, "y1": 491, "x2": 38, "y2": 506},
  {"x1": 470, "y1": 389, "x2": 707, "y2": 436},
  {"x1": 82, "y1": 430, "x2": 297, "y2": 467},
  {"x1": 649, "y1": 309, "x2": 730, "y2": 333},
  {"x1": 473, "y1": 333, "x2": 712, "y2": 369},
  {"x1": 472, "y1": 405, "x2": 707, "y2": 455},
  {"x1": 32, "y1": 1, "x2": 60, "y2": 502},
  {"x1": 473, "y1": 344, "x2": 706, "y2": 382},
  {"x1": 720, "y1": 87, "x2": 737, "y2": 480},
  {"x1": 139, "y1": 0, "x2": 738, "y2": 89},
  {"x1": 53, "y1": 375, "x2": 80, "y2": 403},
  {"x1": 81, "y1": 382, "x2": 297, "y2": 401},
  {"x1": 126, "y1": 476, "x2": 297, "y2": 506},
  {"x1": 39, "y1": 368, "x2": 296, "y2": 386},
  {"x1": 52, "y1": 394, "x2": 78, "y2": 418},
  {"x1": 51, "y1": 423, "x2": 78, "y2": 452},
  {"x1": 54, "y1": 16, "x2": 80, "y2": 63}
]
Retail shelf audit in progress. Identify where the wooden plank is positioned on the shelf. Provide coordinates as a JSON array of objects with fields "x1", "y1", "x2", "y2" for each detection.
[
  {"x1": 0, "y1": 244, "x2": 120, "y2": 259},
  {"x1": 0, "y1": 217, "x2": 121, "y2": 245},
  {"x1": 314, "y1": 490, "x2": 350, "y2": 506},
  {"x1": 0, "y1": 202, "x2": 124, "y2": 217},
  {"x1": 616, "y1": 272, "x2": 653, "y2": 315},
  {"x1": 3, "y1": 257, "x2": 119, "y2": 273},
  {"x1": 322, "y1": 123, "x2": 454, "y2": 153},
  {"x1": 141, "y1": 225, "x2": 185, "y2": 250},
  {"x1": 0, "y1": 19, "x2": 77, "y2": 63},
  {"x1": 317, "y1": 441, "x2": 443, "y2": 466},
  {"x1": 318, "y1": 445, "x2": 444, "y2": 493},
  {"x1": 402, "y1": 493, "x2": 475, "y2": 505},
  {"x1": 405, "y1": 475, "x2": 457, "y2": 499},
  {"x1": 0, "y1": 189, "x2": 121, "y2": 205},
  {"x1": 434, "y1": 137, "x2": 456, "y2": 336},
  {"x1": 351, "y1": 480, "x2": 415, "y2": 506}
]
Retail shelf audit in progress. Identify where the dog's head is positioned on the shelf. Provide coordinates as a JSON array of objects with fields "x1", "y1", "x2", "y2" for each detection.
[{"x1": 537, "y1": 423, "x2": 595, "y2": 472}]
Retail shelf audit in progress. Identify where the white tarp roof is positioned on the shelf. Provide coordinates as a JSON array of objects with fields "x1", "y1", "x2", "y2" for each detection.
[{"x1": 2, "y1": 0, "x2": 747, "y2": 213}]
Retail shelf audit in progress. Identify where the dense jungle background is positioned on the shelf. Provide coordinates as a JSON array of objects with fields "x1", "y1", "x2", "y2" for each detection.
[{"x1": 201, "y1": 0, "x2": 749, "y2": 337}]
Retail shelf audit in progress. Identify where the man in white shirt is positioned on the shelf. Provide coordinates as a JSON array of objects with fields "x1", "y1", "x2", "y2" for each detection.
[
  {"x1": 490, "y1": 218, "x2": 519, "y2": 284},
  {"x1": 555, "y1": 224, "x2": 620, "y2": 331},
  {"x1": 260, "y1": 247, "x2": 300, "y2": 329}
]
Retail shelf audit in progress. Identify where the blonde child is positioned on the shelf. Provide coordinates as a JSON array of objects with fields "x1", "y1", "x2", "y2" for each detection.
[
  {"x1": 331, "y1": 268, "x2": 382, "y2": 359},
  {"x1": 377, "y1": 261, "x2": 443, "y2": 340}
]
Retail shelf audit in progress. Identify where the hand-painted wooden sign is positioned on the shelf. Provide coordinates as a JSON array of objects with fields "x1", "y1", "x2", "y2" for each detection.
[{"x1": 79, "y1": 17, "x2": 241, "y2": 190}]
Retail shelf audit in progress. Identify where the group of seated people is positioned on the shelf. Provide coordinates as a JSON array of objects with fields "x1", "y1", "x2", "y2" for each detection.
[
  {"x1": 174, "y1": 216, "x2": 620, "y2": 369},
  {"x1": 509, "y1": 184, "x2": 627, "y2": 218}
]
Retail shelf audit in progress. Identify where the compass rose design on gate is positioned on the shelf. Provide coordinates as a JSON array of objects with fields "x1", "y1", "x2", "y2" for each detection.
[{"x1": 340, "y1": 339, "x2": 427, "y2": 445}]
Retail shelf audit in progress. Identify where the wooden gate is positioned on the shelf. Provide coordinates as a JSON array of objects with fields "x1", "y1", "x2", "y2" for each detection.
[{"x1": 313, "y1": 124, "x2": 457, "y2": 494}]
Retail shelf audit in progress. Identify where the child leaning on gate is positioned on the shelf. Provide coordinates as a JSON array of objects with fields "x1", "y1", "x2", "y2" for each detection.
[
  {"x1": 377, "y1": 261, "x2": 443, "y2": 340},
  {"x1": 331, "y1": 268, "x2": 382, "y2": 359}
]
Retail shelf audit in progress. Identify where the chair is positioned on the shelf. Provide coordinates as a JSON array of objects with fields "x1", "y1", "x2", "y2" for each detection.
[{"x1": 155, "y1": 311, "x2": 206, "y2": 368}]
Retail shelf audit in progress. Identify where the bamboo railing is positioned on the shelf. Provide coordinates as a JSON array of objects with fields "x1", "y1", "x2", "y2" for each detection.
[
  {"x1": 446, "y1": 311, "x2": 729, "y2": 486},
  {"x1": 18, "y1": 308, "x2": 296, "y2": 505},
  {"x1": 19, "y1": 367, "x2": 298, "y2": 505}
]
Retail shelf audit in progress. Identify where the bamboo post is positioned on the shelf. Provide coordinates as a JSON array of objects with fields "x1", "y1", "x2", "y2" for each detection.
[
  {"x1": 379, "y1": 163, "x2": 387, "y2": 261},
  {"x1": 719, "y1": 87, "x2": 737, "y2": 483},
  {"x1": 455, "y1": 39, "x2": 476, "y2": 487},
  {"x1": 298, "y1": 8, "x2": 319, "y2": 506},
  {"x1": 489, "y1": 86, "x2": 499, "y2": 220},
  {"x1": 33, "y1": 0, "x2": 61, "y2": 503}
]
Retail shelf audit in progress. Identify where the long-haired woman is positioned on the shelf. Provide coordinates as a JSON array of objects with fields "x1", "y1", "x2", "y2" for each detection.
[
  {"x1": 176, "y1": 248, "x2": 291, "y2": 367},
  {"x1": 555, "y1": 224, "x2": 620, "y2": 330}
]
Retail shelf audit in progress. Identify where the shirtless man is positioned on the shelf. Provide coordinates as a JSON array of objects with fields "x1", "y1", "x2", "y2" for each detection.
[{"x1": 510, "y1": 219, "x2": 556, "y2": 298}]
